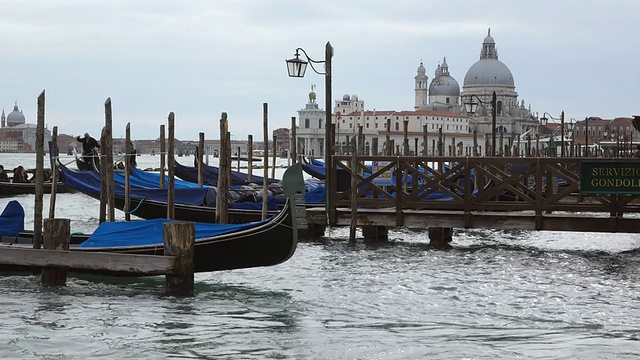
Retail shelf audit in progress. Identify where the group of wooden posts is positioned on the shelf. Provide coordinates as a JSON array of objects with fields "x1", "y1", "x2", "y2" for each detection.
[
  {"x1": 0, "y1": 93, "x2": 290, "y2": 295},
  {"x1": 334, "y1": 119, "x2": 593, "y2": 158}
]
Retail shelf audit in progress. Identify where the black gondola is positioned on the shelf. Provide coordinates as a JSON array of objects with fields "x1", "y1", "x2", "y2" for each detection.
[
  {"x1": 0, "y1": 181, "x2": 77, "y2": 196},
  {"x1": 0, "y1": 199, "x2": 297, "y2": 274}
]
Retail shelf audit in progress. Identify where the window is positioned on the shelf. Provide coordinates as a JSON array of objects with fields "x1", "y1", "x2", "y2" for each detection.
[
  {"x1": 395, "y1": 122, "x2": 400, "y2": 131},
  {"x1": 305, "y1": 119, "x2": 310, "y2": 128},
  {"x1": 319, "y1": 119, "x2": 323, "y2": 129}
]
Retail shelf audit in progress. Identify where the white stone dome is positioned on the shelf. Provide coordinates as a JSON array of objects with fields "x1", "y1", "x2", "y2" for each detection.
[
  {"x1": 6, "y1": 102, "x2": 25, "y2": 126},
  {"x1": 463, "y1": 29, "x2": 515, "y2": 88}
]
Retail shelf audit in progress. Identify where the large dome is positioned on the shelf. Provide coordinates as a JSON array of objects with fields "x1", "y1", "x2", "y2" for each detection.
[
  {"x1": 6, "y1": 102, "x2": 25, "y2": 126},
  {"x1": 464, "y1": 59, "x2": 514, "y2": 87},
  {"x1": 463, "y1": 29, "x2": 515, "y2": 88}
]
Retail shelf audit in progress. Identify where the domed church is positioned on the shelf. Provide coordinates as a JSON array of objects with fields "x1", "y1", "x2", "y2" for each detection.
[
  {"x1": 415, "y1": 57, "x2": 461, "y2": 112},
  {"x1": 0, "y1": 101, "x2": 51, "y2": 152},
  {"x1": 460, "y1": 29, "x2": 537, "y2": 137}
]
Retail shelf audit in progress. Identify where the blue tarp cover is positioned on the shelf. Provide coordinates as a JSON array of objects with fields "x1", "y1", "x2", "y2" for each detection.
[
  {"x1": 0, "y1": 200, "x2": 24, "y2": 236},
  {"x1": 60, "y1": 164, "x2": 213, "y2": 206},
  {"x1": 79, "y1": 217, "x2": 268, "y2": 248},
  {"x1": 174, "y1": 161, "x2": 280, "y2": 186}
]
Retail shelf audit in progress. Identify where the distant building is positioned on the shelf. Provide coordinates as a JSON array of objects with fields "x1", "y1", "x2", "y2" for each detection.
[
  {"x1": 295, "y1": 29, "x2": 540, "y2": 157},
  {"x1": 0, "y1": 101, "x2": 52, "y2": 152}
]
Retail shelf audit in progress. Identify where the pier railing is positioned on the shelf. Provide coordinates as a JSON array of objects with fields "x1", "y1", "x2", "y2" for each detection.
[{"x1": 326, "y1": 156, "x2": 640, "y2": 229}]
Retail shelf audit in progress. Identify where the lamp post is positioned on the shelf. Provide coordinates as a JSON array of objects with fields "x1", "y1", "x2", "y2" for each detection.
[
  {"x1": 464, "y1": 91, "x2": 497, "y2": 155},
  {"x1": 540, "y1": 111, "x2": 565, "y2": 157},
  {"x1": 286, "y1": 42, "x2": 334, "y2": 221}
]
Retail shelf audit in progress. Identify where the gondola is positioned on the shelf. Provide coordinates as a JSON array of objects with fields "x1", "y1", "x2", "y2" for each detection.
[
  {"x1": 0, "y1": 199, "x2": 298, "y2": 274},
  {"x1": 174, "y1": 160, "x2": 280, "y2": 186},
  {"x1": 301, "y1": 157, "x2": 326, "y2": 180},
  {"x1": 0, "y1": 181, "x2": 77, "y2": 196},
  {"x1": 58, "y1": 161, "x2": 280, "y2": 224}
]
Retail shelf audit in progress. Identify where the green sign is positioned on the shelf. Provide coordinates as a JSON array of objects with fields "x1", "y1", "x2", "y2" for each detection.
[{"x1": 580, "y1": 160, "x2": 640, "y2": 194}]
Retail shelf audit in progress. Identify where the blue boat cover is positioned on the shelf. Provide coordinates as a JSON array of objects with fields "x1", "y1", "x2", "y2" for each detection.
[
  {"x1": 79, "y1": 217, "x2": 268, "y2": 248},
  {"x1": 118, "y1": 167, "x2": 205, "y2": 189},
  {"x1": 302, "y1": 161, "x2": 326, "y2": 180},
  {"x1": 174, "y1": 161, "x2": 280, "y2": 186},
  {"x1": 60, "y1": 164, "x2": 214, "y2": 206},
  {"x1": 60, "y1": 164, "x2": 278, "y2": 210},
  {"x1": 0, "y1": 200, "x2": 25, "y2": 236}
]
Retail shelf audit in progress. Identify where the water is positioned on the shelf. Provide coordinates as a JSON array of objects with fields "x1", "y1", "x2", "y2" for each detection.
[{"x1": 1, "y1": 154, "x2": 639, "y2": 359}]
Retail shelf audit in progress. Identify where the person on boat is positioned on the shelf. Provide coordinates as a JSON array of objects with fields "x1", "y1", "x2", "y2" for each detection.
[
  {"x1": 76, "y1": 133, "x2": 101, "y2": 169},
  {"x1": 633, "y1": 145, "x2": 640, "y2": 158},
  {"x1": 12, "y1": 166, "x2": 29, "y2": 183},
  {"x1": 0, "y1": 165, "x2": 8, "y2": 182}
]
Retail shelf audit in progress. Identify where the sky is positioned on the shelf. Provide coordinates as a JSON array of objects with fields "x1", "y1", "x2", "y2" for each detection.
[{"x1": 1, "y1": 0, "x2": 638, "y2": 141}]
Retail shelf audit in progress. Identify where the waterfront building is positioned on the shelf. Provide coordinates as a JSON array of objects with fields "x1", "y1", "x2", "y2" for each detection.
[
  {"x1": 295, "y1": 29, "x2": 541, "y2": 157},
  {"x1": 0, "y1": 102, "x2": 52, "y2": 152}
]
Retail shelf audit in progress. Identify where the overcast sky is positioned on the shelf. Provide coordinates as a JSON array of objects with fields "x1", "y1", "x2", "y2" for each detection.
[{"x1": 1, "y1": 0, "x2": 638, "y2": 141}]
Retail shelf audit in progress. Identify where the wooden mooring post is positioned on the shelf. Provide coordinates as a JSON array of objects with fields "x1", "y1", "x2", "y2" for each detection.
[
  {"x1": 163, "y1": 222, "x2": 195, "y2": 296},
  {"x1": 41, "y1": 219, "x2": 70, "y2": 286}
]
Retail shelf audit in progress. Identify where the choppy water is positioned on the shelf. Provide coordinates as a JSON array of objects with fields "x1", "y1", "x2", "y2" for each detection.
[{"x1": 1, "y1": 154, "x2": 639, "y2": 359}]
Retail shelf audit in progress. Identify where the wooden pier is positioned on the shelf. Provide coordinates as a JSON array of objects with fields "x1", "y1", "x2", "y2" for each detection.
[
  {"x1": 0, "y1": 218, "x2": 195, "y2": 296},
  {"x1": 306, "y1": 155, "x2": 640, "y2": 243}
]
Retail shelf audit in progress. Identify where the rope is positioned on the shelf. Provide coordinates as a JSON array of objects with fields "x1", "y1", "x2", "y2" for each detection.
[{"x1": 124, "y1": 198, "x2": 146, "y2": 214}]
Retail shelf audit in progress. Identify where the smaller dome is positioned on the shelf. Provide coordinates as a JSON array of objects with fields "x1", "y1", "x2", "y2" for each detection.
[
  {"x1": 429, "y1": 77, "x2": 460, "y2": 96},
  {"x1": 342, "y1": 94, "x2": 351, "y2": 101},
  {"x1": 6, "y1": 102, "x2": 25, "y2": 126},
  {"x1": 484, "y1": 28, "x2": 494, "y2": 44}
]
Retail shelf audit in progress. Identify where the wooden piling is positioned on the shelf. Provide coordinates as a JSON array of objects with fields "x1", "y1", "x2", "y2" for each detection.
[
  {"x1": 272, "y1": 134, "x2": 277, "y2": 180},
  {"x1": 403, "y1": 120, "x2": 409, "y2": 155},
  {"x1": 262, "y1": 103, "x2": 269, "y2": 220},
  {"x1": 349, "y1": 138, "x2": 358, "y2": 242},
  {"x1": 49, "y1": 126, "x2": 58, "y2": 219},
  {"x1": 99, "y1": 127, "x2": 107, "y2": 223},
  {"x1": 216, "y1": 113, "x2": 229, "y2": 224},
  {"x1": 167, "y1": 112, "x2": 176, "y2": 220},
  {"x1": 160, "y1": 125, "x2": 166, "y2": 189},
  {"x1": 473, "y1": 130, "x2": 478, "y2": 156},
  {"x1": 362, "y1": 226, "x2": 388, "y2": 241},
  {"x1": 291, "y1": 116, "x2": 297, "y2": 164},
  {"x1": 124, "y1": 123, "x2": 132, "y2": 221},
  {"x1": 34, "y1": 90, "x2": 45, "y2": 249},
  {"x1": 438, "y1": 128, "x2": 443, "y2": 156},
  {"x1": 41, "y1": 218, "x2": 70, "y2": 286},
  {"x1": 163, "y1": 221, "x2": 195, "y2": 296},
  {"x1": 423, "y1": 124, "x2": 428, "y2": 156},
  {"x1": 385, "y1": 119, "x2": 391, "y2": 155},
  {"x1": 372, "y1": 137, "x2": 378, "y2": 156},
  {"x1": 248, "y1": 135, "x2": 253, "y2": 183},
  {"x1": 198, "y1": 132, "x2": 204, "y2": 187},
  {"x1": 104, "y1": 98, "x2": 115, "y2": 222}
]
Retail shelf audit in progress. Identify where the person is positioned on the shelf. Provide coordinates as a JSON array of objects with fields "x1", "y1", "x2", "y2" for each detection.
[
  {"x1": 0, "y1": 165, "x2": 8, "y2": 182},
  {"x1": 12, "y1": 166, "x2": 29, "y2": 183},
  {"x1": 76, "y1": 133, "x2": 101, "y2": 169},
  {"x1": 633, "y1": 145, "x2": 640, "y2": 158}
]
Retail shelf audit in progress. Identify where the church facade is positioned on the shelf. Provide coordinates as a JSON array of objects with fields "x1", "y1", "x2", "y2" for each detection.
[
  {"x1": 0, "y1": 102, "x2": 52, "y2": 152},
  {"x1": 295, "y1": 29, "x2": 538, "y2": 157}
]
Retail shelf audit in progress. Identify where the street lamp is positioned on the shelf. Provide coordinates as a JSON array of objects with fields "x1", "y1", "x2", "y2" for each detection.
[
  {"x1": 464, "y1": 91, "x2": 497, "y2": 156},
  {"x1": 540, "y1": 111, "x2": 565, "y2": 157},
  {"x1": 286, "y1": 42, "x2": 334, "y2": 221},
  {"x1": 567, "y1": 118, "x2": 576, "y2": 156}
]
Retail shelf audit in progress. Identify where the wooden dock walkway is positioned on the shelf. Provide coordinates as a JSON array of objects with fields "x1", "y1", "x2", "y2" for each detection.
[{"x1": 306, "y1": 155, "x2": 640, "y2": 235}]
